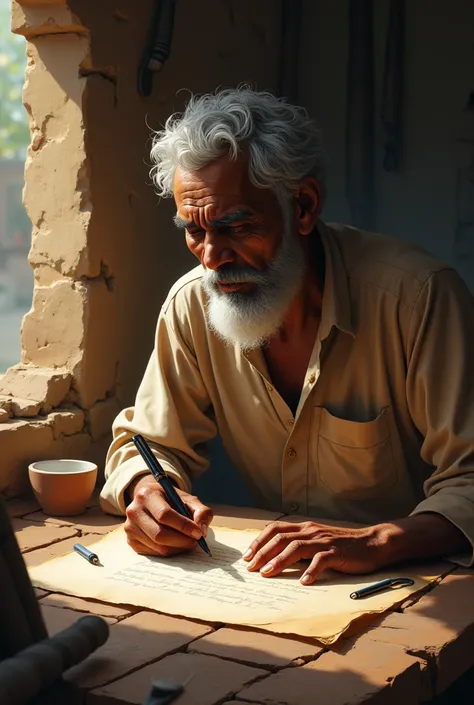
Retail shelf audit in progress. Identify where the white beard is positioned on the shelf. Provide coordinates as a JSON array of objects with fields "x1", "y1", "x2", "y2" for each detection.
[{"x1": 201, "y1": 215, "x2": 305, "y2": 350}]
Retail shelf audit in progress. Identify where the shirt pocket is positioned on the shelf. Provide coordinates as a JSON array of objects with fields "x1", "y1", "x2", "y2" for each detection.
[{"x1": 316, "y1": 406, "x2": 397, "y2": 499}]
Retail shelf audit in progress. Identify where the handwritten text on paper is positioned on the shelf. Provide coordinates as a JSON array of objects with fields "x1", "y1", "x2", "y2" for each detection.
[{"x1": 109, "y1": 542, "x2": 325, "y2": 613}]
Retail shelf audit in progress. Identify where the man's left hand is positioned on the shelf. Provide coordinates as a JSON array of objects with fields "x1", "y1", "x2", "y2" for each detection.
[{"x1": 243, "y1": 520, "x2": 388, "y2": 584}]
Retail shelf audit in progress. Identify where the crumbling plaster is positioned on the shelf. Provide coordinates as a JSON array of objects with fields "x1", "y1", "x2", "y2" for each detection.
[{"x1": 1, "y1": 0, "x2": 282, "y2": 495}]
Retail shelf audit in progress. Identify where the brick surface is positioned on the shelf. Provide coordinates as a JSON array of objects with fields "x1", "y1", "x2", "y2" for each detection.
[
  {"x1": 0, "y1": 419, "x2": 55, "y2": 496},
  {"x1": 189, "y1": 627, "x2": 323, "y2": 669},
  {"x1": 49, "y1": 431, "x2": 92, "y2": 463},
  {"x1": 8, "y1": 507, "x2": 473, "y2": 704},
  {"x1": 0, "y1": 365, "x2": 72, "y2": 406},
  {"x1": 67, "y1": 611, "x2": 214, "y2": 690},
  {"x1": 23, "y1": 505, "x2": 123, "y2": 534},
  {"x1": 88, "y1": 652, "x2": 266, "y2": 705},
  {"x1": 0, "y1": 395, "x2": 11, "y2": 413},
  {"x1": 5, "y1": 494, "x2": 41, "y2": 517},
  {"x1": 238, "y1": 635, "x2": 429, "y2": 705},
  {"x1": 41, "y1": 604, "x2": 116, "y2": 636},
  {"x1": 367, "y1": 609, "x2": 474, "y2": 696},
  {"x1": 405, "y1": 569, "x2": 474, "y2": 623},
  {"x1": 34, "y1": 587, "x2": 49, "y2": 599},
  {"x1": 211, "y1": 504, "x2": 284, "y2": 530},
  {"x1": 87, "y1": 398, "x2": 120, "y2": 441},
  {"x1": 41, "y1": 593, "x2": 135, "y2": 619},
  {"x1": 397, "y1": 565, "x2": 457, "y2": 611},
  {"x1": 388, "y1": 570, "x2": 474, "y2": 694},
  {"x1": 10, "y1": 398, "x2": 43, "y2": 417},
  {"x1": 23, "y1": 534, "x2": 100, "y2": 567},
  {"x1": 49, "y1": 407, "x2": 85, "y2": 438},
  {"x1": 12, "y1": 518, "x2": 79, "y2": 552}
]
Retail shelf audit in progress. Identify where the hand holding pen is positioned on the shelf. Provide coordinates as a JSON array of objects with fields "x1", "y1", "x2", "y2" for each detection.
[{"x1": 123, "y1": 434, "x2": 213, "y2": 558}]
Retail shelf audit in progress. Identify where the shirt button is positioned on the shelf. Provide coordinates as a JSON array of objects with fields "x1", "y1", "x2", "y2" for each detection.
[
  {"x1": 267, "y1": 384, "x2": 273, "y2": 392},
  {"x1": 290, "y1": 503, "x2": 299, "y2": 512},
  {"x1": 287, "y1": 448, "x2": 297, "y2": 458},
  {"x1": 308, "y1": 374, "x2": 316, "y2": 384},
  {"x1": 288, "y1": 419, "x2": 295, "y2": 427}
]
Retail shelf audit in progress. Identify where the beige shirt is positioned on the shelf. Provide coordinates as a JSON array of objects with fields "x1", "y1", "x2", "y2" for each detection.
[{"x1": 100, "y1": 221, "x2": 474, "y2": 563}]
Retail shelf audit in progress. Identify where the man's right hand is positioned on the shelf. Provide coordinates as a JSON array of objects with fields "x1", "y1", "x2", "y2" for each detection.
[{"x1": 124, "y1": 474, "x2": 213, "y2": 557}]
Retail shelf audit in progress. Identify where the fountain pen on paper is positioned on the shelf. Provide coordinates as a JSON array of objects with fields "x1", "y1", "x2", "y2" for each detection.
[
  {"x1": 132, "y1": 433, "x2": 212, "y2": 557},
  {"x1": 350, "y1": 577, "x2": 414, "y2": 600}
]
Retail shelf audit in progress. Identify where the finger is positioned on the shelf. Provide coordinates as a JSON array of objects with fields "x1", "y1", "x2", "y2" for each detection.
[
  {"x1": 127, "y1": 536, "x2": 183, "y2": 558},
  {"x1": 246, "y1": 532, "x2": 296, "y2": 572},
  {"x1": 124, "y1": 520, "x2": 187, "y2": 556},
  {"x1": 134, "y1": 487, "x2": 203, "y2": 540},
  {"x1": 185, "y1": 495, "x2": 214, "y2": 537},
  {"x1": 243, "y1": 522, "x2": 300, "y2": 561},
  {"x1": 125, "y1": 515, "x2": 168, "y2": 551},
  {"x1": 258, "y1": 539, "x2": 307, "y2": 577},
  {"x1": 130, "y1": 512, "x2": 196, "y2": 550},
  {"x1": 300, "y1": 549, "x2": 344, "y2": 585}
]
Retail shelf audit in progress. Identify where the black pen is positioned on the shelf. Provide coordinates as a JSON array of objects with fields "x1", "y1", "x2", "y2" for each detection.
[
  {"x1": 132, "y1": 434, "x2": 212, "y2": 557},
  {"x1": 350, "y1": 577, "x2": 414, "y2": 600}
]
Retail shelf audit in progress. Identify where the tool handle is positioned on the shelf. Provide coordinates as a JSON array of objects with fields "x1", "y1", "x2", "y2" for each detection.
[
  {"x1": 144, "y1": 680, "x2": 184, "y2": 705},
  {"x1": 0, "y1": 615, "x2": 109, "y2": 705}
]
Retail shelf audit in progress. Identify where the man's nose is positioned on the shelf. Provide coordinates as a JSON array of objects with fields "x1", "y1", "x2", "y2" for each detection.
[{"x1": 201, "y1": 233, "x2": 234, "y2": 270}]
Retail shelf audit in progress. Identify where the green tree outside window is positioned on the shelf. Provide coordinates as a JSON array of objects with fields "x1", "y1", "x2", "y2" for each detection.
[{"x1": 0, "y1": 2, "x2": 29, "y2": 159}]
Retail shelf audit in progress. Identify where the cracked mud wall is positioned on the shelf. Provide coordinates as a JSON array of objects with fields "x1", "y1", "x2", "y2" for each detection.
[
  {"x1": 68, "y1": 0, "x2": 282, "y2": 408},
  {"x1": 1, "y1": 0, "x2": 281, "y2": 494}
]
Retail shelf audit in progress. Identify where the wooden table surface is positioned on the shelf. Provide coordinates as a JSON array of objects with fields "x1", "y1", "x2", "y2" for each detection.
[{"x1": 7, "y1": 493, "x2": 474, "y2": 705}]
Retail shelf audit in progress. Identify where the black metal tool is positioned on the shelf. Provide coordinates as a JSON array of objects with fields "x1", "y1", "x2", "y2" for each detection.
[
  {"x1": 138, "y1": 0, "x2": 176, "y2": 97},
  {"x1": 143, "y1": 674, "x2": 195, "y2": 705}
]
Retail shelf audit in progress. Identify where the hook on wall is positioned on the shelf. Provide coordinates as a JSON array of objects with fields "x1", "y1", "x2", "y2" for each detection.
[{"x1": 138, "y1": 0, "x2": 176, "y2": 97}]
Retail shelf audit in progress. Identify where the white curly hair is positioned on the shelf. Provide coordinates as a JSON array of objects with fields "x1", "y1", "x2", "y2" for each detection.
[{"x1": 149, "y1": 86, "x2": 327, "y2": 205}]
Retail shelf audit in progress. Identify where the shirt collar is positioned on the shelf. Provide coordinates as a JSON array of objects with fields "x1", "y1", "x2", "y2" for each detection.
[
  {"x1": 318, "y1": 219, "x2": 354, "y2": 341},
  {"x1": 242, "y1": 219, "x2": 354, "y2": 364}
]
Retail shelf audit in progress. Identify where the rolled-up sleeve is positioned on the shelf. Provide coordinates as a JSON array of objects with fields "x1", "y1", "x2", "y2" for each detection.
[
  {"x1": 406, "y1": 268, "x2": 474, "y2": 565},
  {"x1": 100, "y1": 299, "x2": 216, "y2": 515}
]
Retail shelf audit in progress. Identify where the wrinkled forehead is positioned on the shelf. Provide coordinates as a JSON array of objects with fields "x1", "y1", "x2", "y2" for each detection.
[
  {"x1": 173, "y1": 153, "x2": 278, "y2": 224},
  {"x1": 173, "y1": 152, "x2": 251, "y2": 203}
]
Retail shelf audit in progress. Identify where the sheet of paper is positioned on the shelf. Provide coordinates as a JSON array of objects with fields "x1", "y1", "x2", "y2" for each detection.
[{"x1": 28, "y1": 525, "x2": 449, "y2": 644}]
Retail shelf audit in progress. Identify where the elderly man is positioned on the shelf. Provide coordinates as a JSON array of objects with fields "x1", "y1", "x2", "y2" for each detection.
[{"x1": 100, "y1": 87, "x2": 474, "y2": 585}]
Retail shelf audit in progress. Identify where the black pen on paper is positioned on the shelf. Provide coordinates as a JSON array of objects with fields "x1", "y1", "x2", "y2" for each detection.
[{"x1": 132, "y1": 433, "x2": 212, "y2": 557}]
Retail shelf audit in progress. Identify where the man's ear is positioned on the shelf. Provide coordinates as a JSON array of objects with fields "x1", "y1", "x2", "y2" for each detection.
[{"x1": 294, "y1": 177, "x2": 321, "y2": 236}]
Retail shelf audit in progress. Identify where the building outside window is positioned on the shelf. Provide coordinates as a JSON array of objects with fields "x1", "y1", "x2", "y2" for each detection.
[{"x1": 0, "y1": 0, "x2": 32, "y2": 373}]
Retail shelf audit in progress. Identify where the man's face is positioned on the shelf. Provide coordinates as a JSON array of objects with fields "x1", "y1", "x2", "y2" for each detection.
[{"x1": 173, "y1": 153, "x2": 305, "y2": 349}]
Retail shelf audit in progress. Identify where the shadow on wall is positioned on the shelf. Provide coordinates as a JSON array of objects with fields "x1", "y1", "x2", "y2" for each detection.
[{"x1": 193, "y1": 436, "x2": 253, "y2": 508}]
